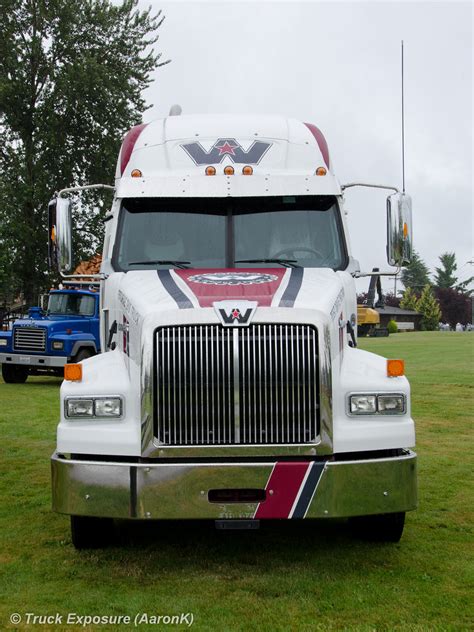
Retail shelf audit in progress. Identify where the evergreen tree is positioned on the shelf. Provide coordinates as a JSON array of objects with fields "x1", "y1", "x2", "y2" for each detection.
[
  {"x1": 0, "y1": 0, "x2": 170, "y2": 304},
  {"x1": 417, "y1": 285, "x2": 441, "y2": 330},
  {"x1": 401, "y1": 250, "x2": 431, "y2": 294},
  {"x1": 434, "y1": 252, "x2": 458, "y2": 288},
  {"x1": 400, "y1": 287, "x2": 418, "y2": 311}
]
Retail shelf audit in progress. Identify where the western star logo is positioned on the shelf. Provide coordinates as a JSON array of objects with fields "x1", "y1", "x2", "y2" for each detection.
[
  {"x1": 188, "y1": 272, "x2": 278, "y2": 286},
  {"x1": 213, "y1": 300, "x2": 258, "y2": 327},
  {"x1": 180, "y1": 138, "x2": 272, "y2": 165}
]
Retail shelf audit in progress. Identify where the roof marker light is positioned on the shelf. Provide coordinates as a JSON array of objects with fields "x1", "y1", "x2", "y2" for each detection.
[
  {"x1": 315, "y1": 167, "x2": 327, "y2": 176},
  {"x1": 205, "y1": 166, "x2": 216, "y2": 176},
  {"x1": 131, "y1": 169, "x2": 142, "y2": 178},
  {"x1": 224, "y1": 165, "x2": 235, "y2": 175},
  {"x1": 242, "y1": 166, "x2": 253, "y2": 175}
]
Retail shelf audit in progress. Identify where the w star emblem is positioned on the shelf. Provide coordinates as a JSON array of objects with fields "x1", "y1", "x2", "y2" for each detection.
[
  {"x1": 181, "y1": 138, "x2": 272, "y2": 165},
  {"x1": 213, "y1": 300, "x2": 258, "y2": 327}
]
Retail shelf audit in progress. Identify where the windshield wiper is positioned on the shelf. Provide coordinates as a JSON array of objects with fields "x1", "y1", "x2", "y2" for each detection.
[
  {"x1": 235, "y1": 258, "x2": 300, "y2": 268},
  {"x1": 128, "y1": 260, "x2": 191, "y2": 270}
]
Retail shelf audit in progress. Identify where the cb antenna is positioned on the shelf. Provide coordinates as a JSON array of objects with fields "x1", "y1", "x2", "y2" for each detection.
[{"x1": 401, "y1": 40, "x2": 406, "y2": 193}]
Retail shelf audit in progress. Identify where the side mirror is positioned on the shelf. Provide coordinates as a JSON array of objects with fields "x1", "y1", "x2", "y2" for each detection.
[
  {"x1": 48, "y1": 197, "x2": 72, "y2": 272},
  {"x1": 386, "y1": 193, "x2": 412, "y2": 266}
]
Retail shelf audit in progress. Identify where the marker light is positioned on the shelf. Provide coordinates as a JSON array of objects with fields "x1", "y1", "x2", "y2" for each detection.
[
  {"x1": 205, "y1": 166, "x2": 216, "y2": 175},
  {"x1": 131, "y1": 169, "x2": 142, "y2": 178},
  {"x1": 64, "y1": 363, "x2": 82, "y2": 381},
  {"x1": 242, "y1": 166, "x2": 253, "y2": 175},
  {"x1": 403, "y1": 222, "x2": 409, "y2": 238},
  {"x1": 315, "y1": 167, "x2": 327, "y2": 176},
  {"x1": 224, "y1": 165, "x2": 235, "y2": 175},
  {"x1": 387, "y1": 359, "x2": 405, "y2": 377},
  {"x1": 51, "y1": 226, "x2": 56, "y2": 242}
]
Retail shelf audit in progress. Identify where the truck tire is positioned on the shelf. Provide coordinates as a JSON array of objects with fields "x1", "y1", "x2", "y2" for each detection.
[
  {"x1": 349, "y1": 512, "x2": 405, "y2": 542},
  {"x1": 72, "y1": 349, "x2": 94, "y2": 364},
  {"x1": 70, "y1": 516, "x2": 115, "y2": 549},
  {"x1": 2, "y1": 363, "x2": 29, "y2": 383}
]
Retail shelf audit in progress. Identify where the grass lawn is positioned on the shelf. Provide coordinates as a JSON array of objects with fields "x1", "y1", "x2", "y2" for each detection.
[{"x1": 0, "y1": 332, "x2": 472, "y2": 631}]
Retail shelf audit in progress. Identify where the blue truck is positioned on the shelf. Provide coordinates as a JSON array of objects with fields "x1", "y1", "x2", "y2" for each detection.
[{"x1": 0, "y1": 286, "x2": 100, "y2": 383}]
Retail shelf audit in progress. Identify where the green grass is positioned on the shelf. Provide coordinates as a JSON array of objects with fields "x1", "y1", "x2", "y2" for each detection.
[{"x1": 0, "y1": 332, "x2": 473, "y2": 631}]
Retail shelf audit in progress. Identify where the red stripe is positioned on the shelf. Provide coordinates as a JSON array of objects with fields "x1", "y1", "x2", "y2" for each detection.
[
  {"x1": 254, "y1": 462, "x2": 310, "y2": 519},
  {"x1": 304, "y1": 122, "x2": 330, "y2": 169},
  {"x1": 175, "y1": 268, "x2": 287, "y2": 307},
  {"x1": 120, "y1": 123, "x2": 147, "y2": 175}
]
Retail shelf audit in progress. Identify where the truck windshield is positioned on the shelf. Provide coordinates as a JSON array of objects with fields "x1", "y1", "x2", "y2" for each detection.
[
  {"x1": 47, "y1": 293, "x2": 95, "y2": 316},
  {"x1": 113, "y1": 196, "x2": 347, "y2": 270}
]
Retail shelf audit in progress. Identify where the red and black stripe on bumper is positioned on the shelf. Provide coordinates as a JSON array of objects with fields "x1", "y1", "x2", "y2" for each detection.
[{"x1": 254, "y1": 461, "x2": 325, "y2": 519}]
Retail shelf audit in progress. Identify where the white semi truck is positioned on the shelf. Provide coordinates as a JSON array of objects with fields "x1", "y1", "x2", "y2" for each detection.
[{"x1": 49, "y1": 113, "x2": 416, "y2": 548}]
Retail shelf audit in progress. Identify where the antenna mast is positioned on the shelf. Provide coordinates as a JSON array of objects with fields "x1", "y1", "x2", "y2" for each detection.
[{"x1": 401, "y1": 40, "x2": 406, "y2": 193}]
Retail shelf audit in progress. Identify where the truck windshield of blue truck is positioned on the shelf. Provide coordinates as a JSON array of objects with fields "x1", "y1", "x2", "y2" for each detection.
[
  {"x1": 113, "y1": 196, "x2": 348, "y2": 271},
  {"x1": 47, "y1": 293, "x2": 95, "y2": 316}
]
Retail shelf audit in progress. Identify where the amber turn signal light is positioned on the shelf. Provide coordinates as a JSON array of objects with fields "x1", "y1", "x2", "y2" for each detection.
[
  {"x1": 64, "y1": 363, "x2": 83, "y2": 382},
  {"x1": 387, "y1": 359, "x2": 405, "y2": 377}
]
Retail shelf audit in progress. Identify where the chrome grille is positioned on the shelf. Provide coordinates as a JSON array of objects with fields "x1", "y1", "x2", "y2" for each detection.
[
  {"x1": 155, "y1": 324, "x2": 319, "y2": 446},
  {"x1": 13, "y1": 327, "x2": 46, "y2": 352}
]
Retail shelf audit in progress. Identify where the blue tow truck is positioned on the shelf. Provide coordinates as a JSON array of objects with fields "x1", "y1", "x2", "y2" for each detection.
[{"x1": 0, "y1": 285, "x2": 100, "y2": 383}]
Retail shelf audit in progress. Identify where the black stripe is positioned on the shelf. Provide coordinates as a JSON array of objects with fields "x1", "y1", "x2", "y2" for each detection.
[
  {"x1": 129, "y1": 466, "x2": 137, "y2": 518},
  {"x1": 291, "y1": 462, "x2": 325, "y2": 519},
  {"x1": 157, "y1": 270, "x2": 193, "y2": 309},
  {"x1": 279, "y1": 268, "x2": 304, "y2": 307}
]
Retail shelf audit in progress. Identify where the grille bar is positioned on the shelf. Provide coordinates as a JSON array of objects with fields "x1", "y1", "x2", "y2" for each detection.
[
  {"x1": 156, "y1": 324, "x2": 319, "y2": 446},
  {"x1": 13, "y1": 327, "x2": 46, "y2": 352}
]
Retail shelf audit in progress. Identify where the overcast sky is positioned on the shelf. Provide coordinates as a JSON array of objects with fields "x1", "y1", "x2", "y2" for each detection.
[{"x1": 139, "y1": 0, "x2": 473, "y2": 293}]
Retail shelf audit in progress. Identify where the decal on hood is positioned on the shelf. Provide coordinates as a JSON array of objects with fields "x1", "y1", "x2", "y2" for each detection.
[{"x1": 156, "y1": 268, "x2": 304, "y2": 309}]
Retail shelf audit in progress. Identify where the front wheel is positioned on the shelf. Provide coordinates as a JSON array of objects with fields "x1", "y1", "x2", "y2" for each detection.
[
  {"x1": 70, "y1": 515, "x2": 115, "y2": 549},
  {"x1": 349, "y1": 512, "x2": 405, "y2": 542},
  {"x1": 2, "y1": 363, "x2": 29, "y2": 383}
]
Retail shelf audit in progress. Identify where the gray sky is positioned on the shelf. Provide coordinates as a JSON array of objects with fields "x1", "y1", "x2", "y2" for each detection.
[{"x1": 140, "y1": 0, "x2": 473, "y2": 293}]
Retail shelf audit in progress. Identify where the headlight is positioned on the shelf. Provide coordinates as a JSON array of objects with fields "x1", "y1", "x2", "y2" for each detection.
[
  {"x1": 350, "y1": 395, "x2": 377, "y2": 414},
  {"x1": 65, "y1": 396, "x2": 123, "y2": 419},
  {"x1": 378, "y1": 394, "x2": 405, "y2": 414},
  {"x1": 94, "y1": 397, "x2": 122, "y2": 417},
  {"x1": 66, "y1": 398, "x2": 94, "y2": 418},
  {"x1": 0, "y1": 339, "x2": 8, "y2": 347},
  {"x1": 349, "y1": 393, "x2": 406, "y2": 416},
  {"x1": 52, "y1": 341, "x2": 64, "y2": 350}
]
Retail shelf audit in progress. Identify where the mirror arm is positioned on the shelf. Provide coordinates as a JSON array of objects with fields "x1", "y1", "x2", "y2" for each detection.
[
  {"x1": 341, "y1": 182, "x2": 400, "y2": 194},
  {"x1": 353, "y1": 267, "x2": 401, "y2": 278},
  {"x1": 58, "y1": 183, "x2": 115, "y2": 198}
]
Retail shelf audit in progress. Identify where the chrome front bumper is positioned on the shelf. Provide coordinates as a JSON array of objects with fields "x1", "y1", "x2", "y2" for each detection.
[
  {"x1": 0, "y1": 353, "x2": 67, "y2": 367},
  {"x1": 51, "y1": 451, "x2": 417, "y2": 520}
]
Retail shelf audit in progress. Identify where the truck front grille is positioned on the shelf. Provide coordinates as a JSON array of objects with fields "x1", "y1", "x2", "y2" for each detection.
[
  {"x1": 155, "y1": 324, "x2": 319, "y2": 446},
  {"x1": 13, "y1": 327, "x2": 46, "y2": 352}
]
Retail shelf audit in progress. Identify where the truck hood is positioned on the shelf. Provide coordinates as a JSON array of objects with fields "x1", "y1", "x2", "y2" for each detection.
[
  {"x1": 118, "y1": 268, "x2": 346, "y2": 320},
  {"x1": 13, "y1": 317, "x2": 91, "y2": 335}
]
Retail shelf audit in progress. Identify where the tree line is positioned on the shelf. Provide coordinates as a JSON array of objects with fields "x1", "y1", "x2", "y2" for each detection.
[{"x1": 0, "y1": 0, "x2": 170, "y2": 308}]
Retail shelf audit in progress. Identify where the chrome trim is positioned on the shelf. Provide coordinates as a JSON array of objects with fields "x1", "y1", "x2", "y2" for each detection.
[
  {"x1": 51, "y1": 450, "x2": 417, "y2": 520},
  {"x1": 0, "y1": 352, "x2": 66, "y2": 367}
]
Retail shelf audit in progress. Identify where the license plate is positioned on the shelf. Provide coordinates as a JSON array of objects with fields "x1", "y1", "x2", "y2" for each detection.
[{"x1": 19, "y1": 356, "x2": 31, "y2": 364}]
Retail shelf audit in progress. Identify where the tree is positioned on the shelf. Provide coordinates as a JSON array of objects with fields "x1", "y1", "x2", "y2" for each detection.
[
  {"x1": 0, "y1": 0, "x2": 170, "y2": 304},
  {"x1": 400, "y1": 250, "x2": 431, "y2": 294},
  {"x1": 416, "y1": 285, "x2": 441, "y2": 331},
  {"x1": 434, "y1": 287, "x2": 471, "y2": 327},
  {"x1": 434, "y1": 252, "x2": 458, "y2": 289},
  {"x1": 400, "y1": 287, "x2": 418, "y2": 311}
]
